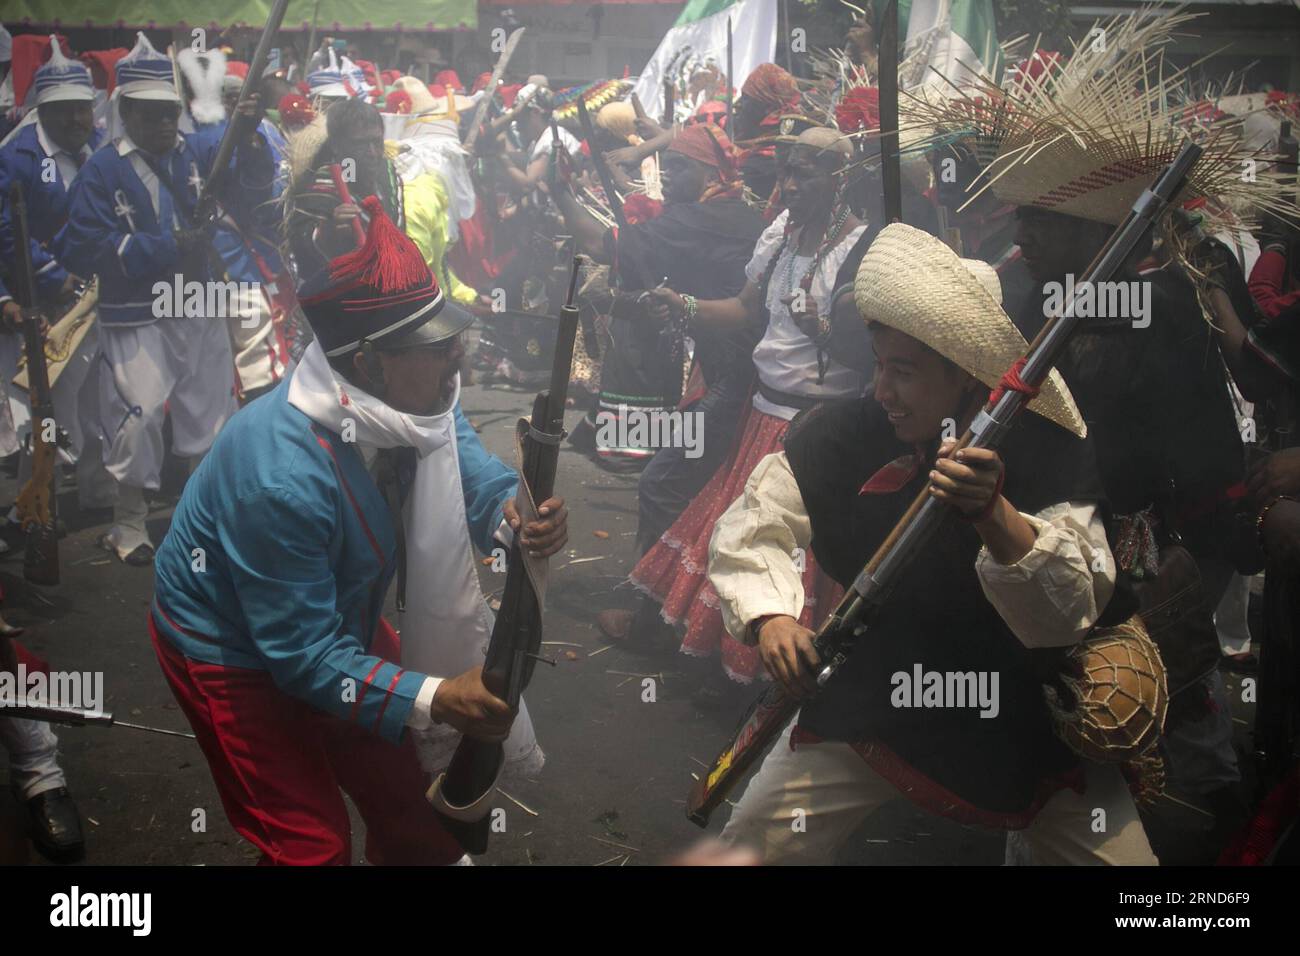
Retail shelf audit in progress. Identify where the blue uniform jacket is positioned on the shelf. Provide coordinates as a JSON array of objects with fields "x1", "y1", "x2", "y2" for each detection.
[
  {"x1": 0, "y1": 122, "x2": 106, "y2": 303},
  {"x1": 199, "y1": 118, "x2": 287, "y2": 284},
  {"x1": 55, "y1": 122, "x2": 275, "y2": 326},
  {"x1": 152, "y1": 380, "x2": 519, "y2": 743}
]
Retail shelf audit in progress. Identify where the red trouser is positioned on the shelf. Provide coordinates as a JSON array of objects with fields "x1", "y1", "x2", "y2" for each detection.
[{"x1": 150, "y1": 615, "x2": 461, "y2": 865}]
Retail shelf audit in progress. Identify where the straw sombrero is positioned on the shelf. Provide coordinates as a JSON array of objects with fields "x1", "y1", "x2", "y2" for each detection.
[
  {"x1": 392, "y1": 75, "x2": 439, "y2": 115},
  {"x1": 907, "y1": 10, "x2": 1297, "y2": 230},
  {"x1": 855, "y1": 223, "x2": 1086, "y2": 438}
]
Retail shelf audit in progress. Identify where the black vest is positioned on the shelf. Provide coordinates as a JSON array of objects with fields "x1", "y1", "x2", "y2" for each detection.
[{"x1": 784, "y1": 396, "x2": 1105, "y2": 819}]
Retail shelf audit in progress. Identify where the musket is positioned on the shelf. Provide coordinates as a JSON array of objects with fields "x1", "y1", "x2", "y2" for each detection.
[
  {"x1": 464, "y1": 26, "x2": 525, "y2": 153},
  {"x1": 725, "y1": 16, "x2": 734, "y2": 133},
  {"x1": 305, "y1": 0, "x2": 323, "y2": 71},
  {"x1": 877, "y1": 0, "x2": 903, "y2": 225},
  {"x1": 0, "y1": 697, "x2": 196, "y2": 739},
  {"x1": 575, "y1": 96, "x2": 627, "y2": 230},
  {"x1": 687, "y1": 140, "x2": 1205, "y2": 826},
  {"x1": 429, "y1": 256, "x2": 583, "y2": 854},
  {"x1": 193, "y1": 0, "x2": 292, "y2": 227},
  {"x1": 1279, "y1": 120, "x2": 1298, "y2": 215},
  {"x1": 8, "y1": 183, "x2": 59, "y2": 587},
  {"x1": 663, "y1": 79, "x2": 676, "y2": 129}
]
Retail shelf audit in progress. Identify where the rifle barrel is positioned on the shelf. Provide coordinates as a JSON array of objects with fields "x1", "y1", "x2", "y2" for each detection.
[
  {"x1": 687, "y1": 140, "x2": 1205, "y2": 826},
  {"x1": 196, "y1": 0, "x2": 292, "y2": 220}
]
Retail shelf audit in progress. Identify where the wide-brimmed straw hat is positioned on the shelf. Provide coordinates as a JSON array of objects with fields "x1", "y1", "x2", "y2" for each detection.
[
  {"x1": 906, "y1": 10, "x2": 1296, "y2": 230},
  {"x1": 855, "y1": 223, "x2": 1086, "y2": 437}
]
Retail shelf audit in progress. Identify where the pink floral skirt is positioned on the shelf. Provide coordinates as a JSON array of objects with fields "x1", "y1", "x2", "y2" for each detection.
[{"x1": 629, "y1": 400, "x2": 844, "y2": 683}]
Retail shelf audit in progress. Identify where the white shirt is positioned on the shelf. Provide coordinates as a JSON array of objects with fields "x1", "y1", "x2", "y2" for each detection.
[
  {"x1": 36, "y1": 118, "x2": 94, "y2": 190},
  {"x1": 116, "y1": 132, "x2": 174, "y2": 226},
  {"x1": 707, "y1": 451, "x2": 1116, "y2": 650},
  {"x1": 746, "y1": 209, "x2": 868, "y2": 420},
  {"x1": 528, "y1": 124, "x2": 582, "y2": 164}
]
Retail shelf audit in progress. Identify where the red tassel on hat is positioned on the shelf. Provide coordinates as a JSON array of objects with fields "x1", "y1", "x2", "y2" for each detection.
[{"x1": 328, "y1": 195, "x2": 430, "y2": 294}]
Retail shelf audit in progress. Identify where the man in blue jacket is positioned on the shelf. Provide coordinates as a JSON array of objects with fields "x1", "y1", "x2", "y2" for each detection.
[
  {"x1": 151, "y1": 198, "x2": 567, "y2": 865},
  {"x1": 57, "y1": 33, "x2": 276, "y2": 564},
  {"x1": 0, "y1": 36, "x2": 109, "y2": 865},
  {"x1": 0, "y1": 36, "x2": 114, "y2": 522}
]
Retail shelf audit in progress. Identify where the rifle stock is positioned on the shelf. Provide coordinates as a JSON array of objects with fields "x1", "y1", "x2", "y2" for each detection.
[
  {"x1": 431, "y1": 257, "x2": 583, "y2": 854},
  {"x1": 687, "y1": 141, "x2": 1204, "y2": 826},
  {"x1": 7, "y1": 183, "x2": 59, "y2": 587}
]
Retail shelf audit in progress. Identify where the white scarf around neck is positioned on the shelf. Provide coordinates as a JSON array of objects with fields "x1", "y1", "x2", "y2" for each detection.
[{"x1": 287, "y1": 338, "x2": 458, "y2": 457}]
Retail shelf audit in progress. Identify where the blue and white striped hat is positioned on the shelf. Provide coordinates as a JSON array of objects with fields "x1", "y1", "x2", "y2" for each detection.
[
  {"x1": 114, "y1": 32, "x2": 179, "y2": 102},
  {"x1": 30, "y1": 36, "x2": 95, "y2": 106},
  {"x1": 340, "y1": 56, "x2": 371, "y2": 97},
  {"x1": 307, "y1": 47, "x2": 348, "y2": 100}
]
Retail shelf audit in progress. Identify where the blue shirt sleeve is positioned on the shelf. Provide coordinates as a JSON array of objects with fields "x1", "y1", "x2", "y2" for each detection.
[
  {"x1": 57, "y1": 159, "x2": 179, "y2": 282},
  {"x1": 454, "y1": 403, "x2": 519, "y2": 555},
  {"x1": 0, "y1": 149, "x2": 63, "y2": 301},
  {"x1": 187, "y1": 122, "x2": 276, "y2": 221},
  {"x1": 215, "y1": 482, "x2": 426, "y2": 743}
]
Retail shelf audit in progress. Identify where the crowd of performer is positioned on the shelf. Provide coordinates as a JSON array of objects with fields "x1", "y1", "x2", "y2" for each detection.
[{"x1": 0, "y1": 7, "x2": 1298, "y2": 866}]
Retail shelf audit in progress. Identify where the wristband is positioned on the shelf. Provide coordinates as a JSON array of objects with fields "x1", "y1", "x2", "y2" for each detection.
[{"x1": 681, "y1": 293, "x2": 698, "y2": 324}]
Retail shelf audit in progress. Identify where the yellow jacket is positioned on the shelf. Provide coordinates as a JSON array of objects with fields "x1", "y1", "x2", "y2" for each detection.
[{"x1": 403, "y1": 171, "x2": 478, "y2": 306}]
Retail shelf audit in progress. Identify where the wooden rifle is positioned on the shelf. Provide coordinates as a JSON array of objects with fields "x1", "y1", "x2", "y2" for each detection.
[
  {"x1": 878, "y1": 0, "x2": 903, "y2": 225},
  {"x1": 575, "y1": 96, "x2": 627, "y2": 230},
  {"x1": 429, "y1": 256, "x2": 583, "y2": 854},
  {"x1": 8, "y1": 183, "x2": 59, "y2": 587},
  {"x1": 464, "y1": 27, "x2": 525, "y2": 153},
  {"x1": 687, "y1": 141, "x2": 1204, "y2": 826}
]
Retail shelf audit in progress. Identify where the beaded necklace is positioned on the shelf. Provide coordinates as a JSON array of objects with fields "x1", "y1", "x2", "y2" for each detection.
[
  {"x1": 782, "y1": 203, "x2": 852, "y2": 304},
  {"x1": 761, "y1": 203, "x2": 852, "y2": 384}
]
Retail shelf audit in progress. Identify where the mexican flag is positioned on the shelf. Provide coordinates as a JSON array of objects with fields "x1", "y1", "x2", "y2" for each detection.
[
  {"x1": 898, "y1": 0, "x2": 999, "y2": 91},
  {"x1": 632, "y1": 0, "x2": 778, "y2": 123}
]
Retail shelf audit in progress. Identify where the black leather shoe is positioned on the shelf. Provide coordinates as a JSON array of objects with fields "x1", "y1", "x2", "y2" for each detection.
[{"x1": 27, "y1": 787, "x2": 85, "y2": 864}]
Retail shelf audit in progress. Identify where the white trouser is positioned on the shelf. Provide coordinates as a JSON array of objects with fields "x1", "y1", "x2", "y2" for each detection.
[
  {"x1": 0, "y1": 716, "x2": 65, "y2": 800},
  {"x1": 98, "y1": 317, "x2": 235, "y2": 491},
  {"x1": 3, "y1": 323, "x2": 98, "y2": 456},
  {"x1": 720, "y1": 720, "x2": 1157, "y2": 865},
  {"x1": 7, "y1": 325, "x2": 116, "y2": 510},
  {"x1": 1214, "y1": 573, "x2": 1252, "y2": 656},
  {"x1": 225, "y1": 284, "x2": 285, "y2": 397}
]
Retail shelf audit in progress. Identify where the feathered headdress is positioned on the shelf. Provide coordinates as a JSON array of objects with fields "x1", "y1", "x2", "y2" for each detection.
[
  {"x1": 176, "y1": 47, "x2": 227, "y2": 125},
  {"x1": 905, "y1": 7, "x2": 1297, "y2": 230}
]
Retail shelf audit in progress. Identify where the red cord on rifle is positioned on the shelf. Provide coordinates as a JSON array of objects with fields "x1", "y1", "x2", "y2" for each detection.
[{"x1": 988, "y1": 356, "x2": 1040, "y2": 406}]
